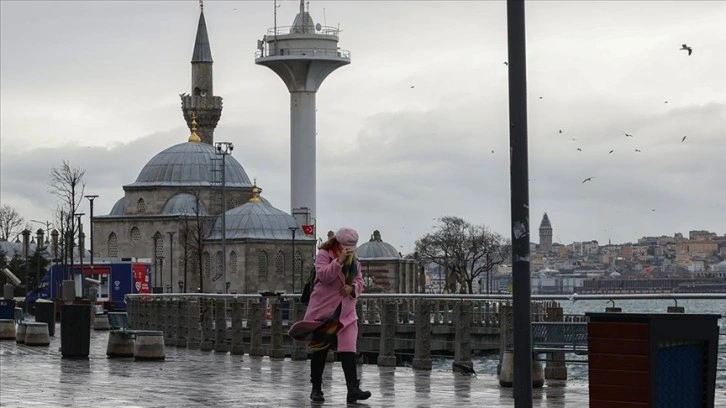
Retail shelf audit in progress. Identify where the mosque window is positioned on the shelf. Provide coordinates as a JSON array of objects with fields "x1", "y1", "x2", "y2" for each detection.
[
  {"x1": 131, "y1": 227, "x2": 141, "y2": 242},
  {"x1": 258, "y1": 250, "x2": 268, "y2": 279},
  {"x1": 230, "y1": 251, "x2": 238, "y2": 275},
  {"x1": 154, "y1": 232, "x2": 163, "y2": 259},
  {"x1": 275, "y1": 251, "x2": 285, "y2": 276},
  {"x1": 108, "y1": 232, "x2": 118, "y2": 258},
  {"x1": 203, "y1": 252, "x2": 211, "y2": 278},
  {"x1": 227, "y1": 198, "x2": 236, "y2": 210},
  {"x1": 137, "y1": 198, "x2": 146, "y2": 213},
  {"x1": 216, "y1": 251, "x2": 223, "y2": 279},
  {"x1": 294, "y1": 251, "x2": 302, "y2": 279}
]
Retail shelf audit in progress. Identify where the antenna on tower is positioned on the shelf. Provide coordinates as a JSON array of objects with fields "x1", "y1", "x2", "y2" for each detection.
[{"x1": 199, "y1": 0, "x2": 203, "y2": 12}]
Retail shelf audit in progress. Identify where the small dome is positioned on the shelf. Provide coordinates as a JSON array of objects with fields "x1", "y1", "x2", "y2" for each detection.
[
  {"x1": 109, "y1": 197, "x2": 127, "y2": 216},
  {"x1": 128, "y1": 142, "x2": 252, "y2": 188},
  {"x1": 356, "y1": 230, "x2": 401, "y2": 260},
  {"x1": 716, "y1": 261, "x2": 726, "y2": 271},
  {"x1": 161, "y1": 193, "x2": 209, "y2": 216},
  {"x1": 208, "y1": 200, "x2": 313, "y2": 241}
]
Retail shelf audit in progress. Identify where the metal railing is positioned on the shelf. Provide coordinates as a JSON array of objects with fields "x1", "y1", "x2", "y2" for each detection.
[
  {"x1": 266, "y1": 25, "x2": 342, "y2": 36},
  {"x1": 255, "y1": 47, "x2": 351, "y2": 59}
]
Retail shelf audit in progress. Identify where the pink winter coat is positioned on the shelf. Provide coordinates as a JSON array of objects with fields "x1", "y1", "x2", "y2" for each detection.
[{"x1": 303, "y1": 248, "x2": 364, "y2": 332}]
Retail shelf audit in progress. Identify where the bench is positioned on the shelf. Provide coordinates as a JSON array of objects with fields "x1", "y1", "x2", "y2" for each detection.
[{"x1": 531, "y1": 322, "x2": 588, "y2": 355}]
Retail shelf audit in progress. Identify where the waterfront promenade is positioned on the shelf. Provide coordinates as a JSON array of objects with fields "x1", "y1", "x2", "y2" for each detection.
[{"x1": 2, "y1": 325, "x2": 725, "y2": 407}]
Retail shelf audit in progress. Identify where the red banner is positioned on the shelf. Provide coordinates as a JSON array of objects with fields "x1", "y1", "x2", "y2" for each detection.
[{"x1": 302, "y1": 224, "x2": 315, "y2": 236}]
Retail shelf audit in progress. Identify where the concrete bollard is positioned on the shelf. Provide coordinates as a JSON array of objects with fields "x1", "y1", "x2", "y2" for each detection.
[
  {"x1": 106, "y1": 332, "x2": 135, "y2": 357},
  {"x1": 498, "y1": 352, "x2": 545, "y2": 388},
  {"x1": 544, "y1": 305, "x2": 567, "y2": 381},
  {"x1": 412, "y1": 300, "x2": 432, "y2": 370},
  {"x1": 134, "y1": 331, "x2": 166, "y2": 360},
  {"x1": 93, "y1": 314, "x2": 110, "y2": 330},
  {"x1": 0, "y1": 319, "x2": 16, "y2": 340},
  {"x1": 15, "y1": 322, "x2": 27, "y2": 343},
  {"x1": 24, "y1": 322, "x2": 50, "y2": 346},
  {"x1": 377, "y1": 301, "x2": 397, "y2": 367}
]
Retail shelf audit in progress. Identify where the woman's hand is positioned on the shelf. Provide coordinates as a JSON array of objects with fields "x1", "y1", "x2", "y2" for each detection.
[
  {"x1": 337, "y1": 247, "x2": 354, "y2": 264},
  {"x1": 340, "y1": 284, "x2": 354, "y2": 297}
]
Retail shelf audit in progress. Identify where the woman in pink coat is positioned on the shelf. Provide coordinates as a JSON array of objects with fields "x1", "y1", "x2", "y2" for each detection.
[{"x1": 298, "y1": 227, "x2": 371, "y2": 403}]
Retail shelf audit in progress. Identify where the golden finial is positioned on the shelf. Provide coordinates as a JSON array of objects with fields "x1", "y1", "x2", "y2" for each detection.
[
  {"x1": 249, "y1": 179, "x2": 262, "y2": 203},
  {"x1": 188, "y1": 112, "x2": 201, "y2": 142}
]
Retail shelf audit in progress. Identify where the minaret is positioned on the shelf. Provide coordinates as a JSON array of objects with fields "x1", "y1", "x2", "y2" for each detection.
[
  {"x1": 539, "y1": 213, "x2": 553, "y2": 253},
  {"x1": 255, "y1": 0, "x2": 351, "y2": 225},
  {"x1": 181, "y1": 2, "x2": 223, "y2": 145}
]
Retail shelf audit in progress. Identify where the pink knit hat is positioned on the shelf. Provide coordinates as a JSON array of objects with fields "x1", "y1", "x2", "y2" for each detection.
[{"x1": 335, "y1": 227, "x2": 359, "y2": 247}]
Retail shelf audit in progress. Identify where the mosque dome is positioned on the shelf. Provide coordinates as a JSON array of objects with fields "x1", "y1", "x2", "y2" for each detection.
[
  {"x1": 127, "y1": 142, "x2": 252, "y2": 188},
  {"x1": 109, "y1": 197, "x2": 127, "y2": 216},
  {"x1": 161, "y1": 193, "x2": 209, "y2": 216},
  {"x1": 715, "y1": 261, "x2": 726, "y2": 271},
  {"x1": 356, "y1": 230, "x2": 401, "y2": 260},
  {"x1": 208, "y1": 186, "x2": 312, "y2": 241}
]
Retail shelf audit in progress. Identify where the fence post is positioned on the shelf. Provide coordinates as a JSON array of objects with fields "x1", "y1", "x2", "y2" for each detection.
[
  {"x1": 249, "y1": 302, "x2": 264, "y2": 356},
  {"x1": 544, "y1": 303, "x2": 567, "y2": 380},
  {"x1": 175, "y1": 299, "x2": 186, "y2": 348},
  {"x1": 453, "y1": 301, "x2": 473, "y2": 373},
  {"x1": 214, "y1": 299, "x2": 229, "y2": 353},
  {"x1": 187, "y1": 300, "x2": 201, "y2": 349},
  {"x1": 412, "y1": 300, "x2": 432, "y2": 370},
  {"x1": 377, "y1": 301, "x2": 397, "y2": 366},
  {"x1": 200, "y1": 299, "x2": 214, "y2": 351},
  {"x1": 164, "y1": 299, "x2": 175, "y2": 346},
  {"x1": 269, "y1": 299, "x2": 284, "y2": 359},
  {"x1": 230, "y1": 299, "x2": 245, "y2": 355}
]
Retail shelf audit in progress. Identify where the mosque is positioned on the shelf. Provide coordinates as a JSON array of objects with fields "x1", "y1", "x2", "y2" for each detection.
[{"x1": 91, "y1": 4, "x2": 418, "y2": 295}]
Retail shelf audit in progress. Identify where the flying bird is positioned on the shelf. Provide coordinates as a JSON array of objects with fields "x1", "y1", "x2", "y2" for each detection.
[
  {"x1": 570, "y1": 138, "x2": 577, "y2": 141},
  {"x1": 664, "y1": 101, "x2": 668, "y2": 104},
  {"x1": 503, "y1": 61, "x2": 508, "y2": 65},
  {"x1": 635, "y1": 149, "x2": 641, "y2": 152},
  {"x1": 625, "y1": 133, "x2": 633, "y2": 137},
  {"x1": 681, "y1": 136, "x2": 687, "y2": 142},
  {"x1": 558, "y1": 129, "x2": 563, "y2": 134},
  {"x1": 410, "y1": 85, "x2": 415, "y2": 89},
  {"x1": 582, "y1": 177, "x2": 594, "y2": 183},
  {"x1": 577, "y1": 148, "x2": 582, "y2": 151},
  {"x1": 491, "y1": 150, "x2": 494, "y2": 154},
  {"x1": 680, "y1": 44, "x2": 692, "y2": 56},
  {"x1": 539, "y1": 96, "x2": 543, "y2": 99},
  {"x1": 609, "y1": 150, "x2": 615, "y2": 154}
]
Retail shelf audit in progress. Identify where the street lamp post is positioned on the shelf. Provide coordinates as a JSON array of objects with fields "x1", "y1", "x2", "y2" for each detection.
[
  {"x1": 215, "y1": 141, "x2": 234, "y2": 294},
  {"x1": 85, "y1": 195, "x2": 98, "y2": 278},
  {"x1": 75, "y1": 213, "x2": 85, "y2": 296},
  {"x1": 21, "y1": 229, "x2": 31, "y2": 313},
  {"x1": 289, "y1": 226, "x2": 298, "y2": 292},
  {"x1": 167, "y1": 231, "x2": 175, "y2": 293},
  {"x1": 35, "y1": 229, "x2": 44, "y2": 291}
]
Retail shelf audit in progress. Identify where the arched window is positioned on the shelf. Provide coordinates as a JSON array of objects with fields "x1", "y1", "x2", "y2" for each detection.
[
  {"x1": 202, "y1": 252, "x2": 211, "y2": 278},
  {"x1": 137, "y1": 197, "x2": 146, "y2": 213},
  {"x1": 130, "y1": 227, "x2": 141, "y2": 242},
  {"x1": 230, "y1": 251, "x2": 238, "y2": 275},
  {"x1": 258, "y1": 250, "x2": 268, "y2": 280},
  {"x1": 293, "y1": 251, "x2": 302, "y2": 278},
  {"x1": 193, "y1": 87, "x2": 201, "y2": 96},
  {"x1": 108, "y1": 232, "x2": 118, "y2": 257},
  {"x1": 154, "y1": 232, "x2": 163, "y2": 259},
  {"x1": 215, "y1": 251, "x2": 223, "y2": 279},
  {"x1": 275, "y1": 251, "x2": 285, "y2": 276}
]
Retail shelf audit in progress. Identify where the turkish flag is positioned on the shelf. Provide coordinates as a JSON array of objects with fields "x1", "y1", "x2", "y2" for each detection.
[{"x1": 302, "y1": 224, "x2": 315, "y2": 236}]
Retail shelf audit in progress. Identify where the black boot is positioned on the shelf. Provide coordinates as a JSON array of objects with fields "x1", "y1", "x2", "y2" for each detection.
[
  {"x1": 310, "y1": 349, "x2": 328, "y2": 402},
  {"x1": 340, "y1": 352, "x2": 371, "y2": 403}
]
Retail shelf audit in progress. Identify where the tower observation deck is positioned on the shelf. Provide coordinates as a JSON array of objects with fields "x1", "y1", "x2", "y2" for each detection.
[{"x1": 255, "y1": 1, "x2": 351, "y2": 228}]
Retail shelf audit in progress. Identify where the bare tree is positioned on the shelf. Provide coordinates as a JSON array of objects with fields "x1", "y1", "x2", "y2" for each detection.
[
  {"x1": 180, "y1": 191, "x2": 207, "y2": 293},
  {"x1": 49, "y1": 161, "x2": 85, "y2": 279},
  {"x1": 415, "y1": 216, "x2": 509, "y2": 294},
  {"x1": 0, "y1": 204, "x2": 24, "y2": 241}
]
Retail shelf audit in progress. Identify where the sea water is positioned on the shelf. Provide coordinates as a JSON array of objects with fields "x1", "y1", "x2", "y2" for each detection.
[{"x1": 435, "y1": 299, "x2": 726, "y2": 388}]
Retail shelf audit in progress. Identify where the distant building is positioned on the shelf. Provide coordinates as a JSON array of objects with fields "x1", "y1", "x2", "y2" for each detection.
[
  {"x1": 356, "y1": 230, "x2": 418, "y2": 293},
  {"x1": 538, "y1": 213, "x2": 553, "y2": 253}
]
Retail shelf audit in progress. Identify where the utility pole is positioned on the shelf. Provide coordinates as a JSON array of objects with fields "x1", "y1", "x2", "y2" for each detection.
[
  {"x1": 507, "y1": 0, "x2": 533, "y2": 406},
  {"x1": 215, "y1": 141, "x2": 233, "y2": 294}
]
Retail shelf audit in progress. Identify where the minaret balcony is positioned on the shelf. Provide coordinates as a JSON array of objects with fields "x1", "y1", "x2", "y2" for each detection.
[
  {"x1": 255, "y1": 47, "x2": 350, "y2": 59},
  {"x1": 266, "y1": 25, "x2": 341, "y2": 37}
]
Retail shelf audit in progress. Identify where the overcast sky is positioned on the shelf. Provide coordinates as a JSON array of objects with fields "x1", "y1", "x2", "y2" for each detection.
[{"x1": 1, "y1": 1, "x2": 725, "y2": 254}]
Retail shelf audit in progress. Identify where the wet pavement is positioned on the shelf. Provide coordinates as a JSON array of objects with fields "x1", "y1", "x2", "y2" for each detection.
[{"x1": 1, "y1": 325, "x2": 724, "y2": 407}]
